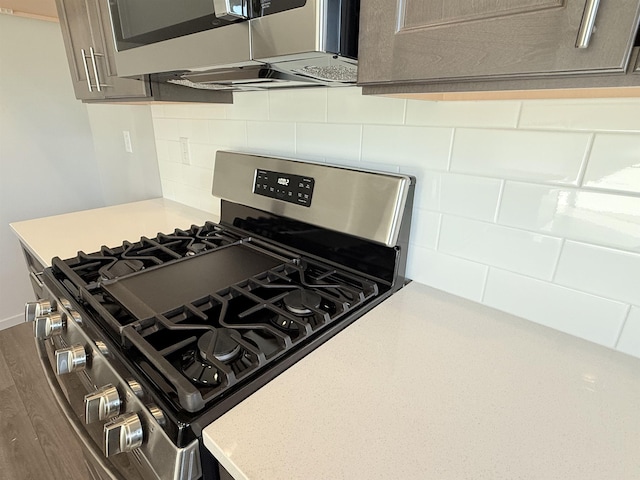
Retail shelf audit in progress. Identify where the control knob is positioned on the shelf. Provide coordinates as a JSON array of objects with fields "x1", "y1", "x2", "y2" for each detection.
[
  {"x1": 55, "y1": 344, "x2": 87, "y2": 375},
  {"x1": 85, "y1": 384, "x2": 122, "y2": 424},
  {"x1": 104, "y1": 413, "x2": 143, "y2": 456},
  {"x1": 34, "y1": 312, "x2": 65, "y2": 340},
  {"x1": 24, "y1": 300, "x2": 54, "y2": 322}
]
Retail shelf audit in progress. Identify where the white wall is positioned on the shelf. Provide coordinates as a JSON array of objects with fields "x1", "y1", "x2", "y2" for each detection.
[
  {"x1": 86, "y1": 104, "x2": 162, "y2": 205},
  {"x1": 0, "y1": 14, "x2": 162, "y2": 329},
  {"x1": 0, "y1": 14, "x2": 105, "y2": 328},
  {"x1": 150, "y1": 87, "x2": 640, "y2": 359}
]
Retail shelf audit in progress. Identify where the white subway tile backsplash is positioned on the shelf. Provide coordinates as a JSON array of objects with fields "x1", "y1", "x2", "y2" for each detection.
[
  {"x1": 226, "y1": 91, "x2": 269, "y2": 120},
  {"x1": 498, "y1": 182, "x2": 640, "y2": 253},
  {"x1": 439, "y1": 173, "x2": 502, "y2": 221},
  {"x1": 408, "y1": 210, "x2": 440, "y2": 250},
  {"x1": 406, "y1": 246, "x2": 488, "y2": 302},
  {"x1": 208, "y1": 120, "x2": 248, "y2": 148},
  {"x1": 178, "y1": 119, "x2": 209, "y2": 144},
  {"x1": 181, "y1": 165, "x2": 213, "y2": 191},
  {"x1": 582, "y1": 133, "x2": 640, "y2": 194},
  {"x1": 405, "y1": 100, "x2": 521, "y2": 128},
  {"x1": 296, "y1": 123, "x2": 361, "y2": 163},
  {"x1": 151, "y1": 92, "x2": 640, "y2": 358},
  {"x1": 327, "y1": 87, "x2": 405, "y2": 125},
  {"x1": 483, "y1": 268, "x2": 628, "y2": 347},
  {"x1": 163, "y1": 103, "x2": 226, "y2": 120},
  {"x1": 188, "y1": 143, "x2": 217, "y2": 169},
  {"x1": 519, "y1": 98, "x2": 640, "y2": 132},
  {"x1": 554, "y1": 241, "x2": 640, "y2": 306},
  {"x1": 269, "y1": 89, "x2": 326, "y2": 123},
  {"x1": 157, "y1": 160, "x2": 183, "y2": 184},
  {"x1": 617, "y1": 306, "x2": 640, "y2": 357},
  {"x1": 246, "y1": 121, "x2": 295, "y2": 156},
  {"x1": 439, "y1": 216, "x2": 562, "y2": 280},
  {"x1": 451, "y1": 129, "x2": 590, "y2": 185},
  {"x1": 361, "y1": 125, "x2": 451, "y2": 170},
  {"x1": 153, "y1": 118, "x2": 179, "y2": 141}
]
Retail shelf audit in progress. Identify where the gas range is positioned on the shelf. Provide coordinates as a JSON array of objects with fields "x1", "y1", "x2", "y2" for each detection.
[{"x1": 26, "y1": 151, "x2": 415, "y2": 480}]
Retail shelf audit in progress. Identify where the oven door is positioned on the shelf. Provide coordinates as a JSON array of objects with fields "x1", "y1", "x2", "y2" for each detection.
[{"x1": 110, "y1": 0, "x2": 254, "y2": 76}]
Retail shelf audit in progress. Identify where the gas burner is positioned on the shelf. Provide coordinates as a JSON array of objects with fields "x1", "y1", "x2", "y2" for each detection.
[
  {"x1": 99, "y1": 259, "x2": 144, "y2": 280},
  {"x1": 282, "y1": 289, "x2": 321, "y2": 316},
  {"x1": 199, "y1": 329, "x2": 241, "y2": 363},
  {"x1": 186, "y1": 243, "x2": 208, "y2": 256}
]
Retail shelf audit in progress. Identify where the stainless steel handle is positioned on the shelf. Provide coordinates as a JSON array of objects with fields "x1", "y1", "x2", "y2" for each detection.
[
  {"x1": 576, "y1": 0, "x2": 601, "y2": 48},
  {"x1": 213, "y1": 0, "x2": 247, "y2": 20},
  {"x1": 80, "y1": 48, "x2": 93, "y2": 92},
  {"x1": 89, "y1": 47, "x2": 102, "y2": 92},
  {"x1": 104, "y1": 413, "x2": 143, "y2": 456}
]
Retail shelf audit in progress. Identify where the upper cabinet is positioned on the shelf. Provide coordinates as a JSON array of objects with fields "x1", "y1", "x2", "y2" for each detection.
[
  {"x1": 358, "y1": 0, "x2": 640, "y2": 95},
  {"x1": 54, "y1": 0, "x2": 232, "y2": 103},
  {"x1": 55, "y1": 0, "x2": 148, "y2": 101}
]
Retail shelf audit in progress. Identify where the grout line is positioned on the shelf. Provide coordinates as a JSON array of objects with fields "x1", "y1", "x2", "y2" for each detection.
[
  {"x1": 434, "y1": 214, "x2": 443, "y2": 250},
  {"x1": 493, "y1": 180, "x2": 506, "y2": 224},
  {"x1": 293, "y1": 123, "x2": 297, "y2": 155},
  {"x1": 550, "y1": 238, "x2": 566, "y2": 282},
  {"x1": 614, "y1": 304, "x2": 633, "y2": 348},
  {"x1": 514, "y1": 101, "x2": 525, "y2": 128},
  {"x1": 480, "y1": 267, "x2": 491, "y2": 303},
  {"x1": 446, "y1": 129, "x2": 456, "y2": 172},
  {"x1": 358, "y1": 124, "x2": 364, "y2": 161},
  {"x1": 576, "y1": 133, "x2": 595, "y2": 187}
]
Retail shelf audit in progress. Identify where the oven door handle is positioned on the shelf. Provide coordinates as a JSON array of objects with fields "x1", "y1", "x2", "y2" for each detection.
[{"x1": 35, "y1": 339, "x2": 126, "y2": 480}]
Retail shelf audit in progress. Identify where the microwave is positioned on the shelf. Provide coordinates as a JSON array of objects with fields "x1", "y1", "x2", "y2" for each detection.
[{"x1": 108, "y1": 0, "x2": 360, "y2": 90}]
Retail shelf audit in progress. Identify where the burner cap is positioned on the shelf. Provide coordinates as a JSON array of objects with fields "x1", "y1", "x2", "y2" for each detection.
[
  {"x1": 198, "y1": 329, "x2": 241, "y2": 363},
  {"x1": 186, "y1": 243, "x2": 207, "y2": 256},
  {"x1": 283, "y1": 290, "x2": 321, "y2": 316}
]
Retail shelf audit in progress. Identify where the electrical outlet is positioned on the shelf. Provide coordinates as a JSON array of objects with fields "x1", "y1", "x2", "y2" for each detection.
[
  {"x1": 179, "y1": 137, "x2": 191, "y2": 165},
  {"x1": 123, "y1": 131, "x2": 133, "y2": 153}
]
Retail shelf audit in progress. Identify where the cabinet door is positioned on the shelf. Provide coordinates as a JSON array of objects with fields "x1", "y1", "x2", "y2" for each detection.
[
  {"x1": 358, "y1": 0, "x2": 640, "y2": 85},
  {"x1": 55, "y1": 0, "x2": 104, "y2": 100},
  {"x1": 87, "y1": 0, "x2": 150, "y2": 99}
]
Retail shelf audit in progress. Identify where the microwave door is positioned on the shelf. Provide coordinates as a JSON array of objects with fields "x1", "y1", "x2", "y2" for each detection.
[
  {"x1": 110, "y1": 0, "x2": 246, "y2": 51},
  {"x1": 110, "y1": 1, "x2": 254, "y2": 77}
]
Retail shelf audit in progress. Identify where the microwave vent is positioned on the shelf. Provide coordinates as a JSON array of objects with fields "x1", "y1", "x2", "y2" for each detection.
[{"x1": 295, "y1": 64, "x2": 357, "y2": 83}]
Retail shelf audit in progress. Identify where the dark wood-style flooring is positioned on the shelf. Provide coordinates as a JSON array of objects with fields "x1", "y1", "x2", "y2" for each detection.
[{"x1": 0, "y1": 322, "x2": 88, "y2": 479}]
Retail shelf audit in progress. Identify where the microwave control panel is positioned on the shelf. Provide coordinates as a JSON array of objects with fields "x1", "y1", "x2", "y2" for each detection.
[{"x1": 253, "y1": 169, "x2": 315, "y2": 207}]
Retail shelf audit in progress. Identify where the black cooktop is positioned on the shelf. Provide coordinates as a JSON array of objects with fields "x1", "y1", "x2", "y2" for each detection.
[{"x1": 50, "y1": 221, "x2": 383, "y2": 418}]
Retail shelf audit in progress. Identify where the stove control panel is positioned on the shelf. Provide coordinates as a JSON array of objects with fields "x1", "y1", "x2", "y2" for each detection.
[{"x1": 253, "y1": 169, "x2": 315, "y2": 207}]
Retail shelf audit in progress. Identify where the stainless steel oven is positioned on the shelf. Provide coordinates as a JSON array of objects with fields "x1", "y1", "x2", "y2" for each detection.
[
  {"x1": 108, "y1": 0, "x2": 361, "y2": 90},
  {"x1": 24, "y1": 151, "x2": 414, "y2": 479}
]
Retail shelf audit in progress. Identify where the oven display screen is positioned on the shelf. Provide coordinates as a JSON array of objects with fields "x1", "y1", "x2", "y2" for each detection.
[{"x1": 253, "y1": 169, "x2": 315, "y2": 207}]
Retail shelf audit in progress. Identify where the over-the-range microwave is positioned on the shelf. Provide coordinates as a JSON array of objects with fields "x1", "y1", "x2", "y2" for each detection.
[{"x1": 108, "y1": 0, "x2": 360, "y2": 91}]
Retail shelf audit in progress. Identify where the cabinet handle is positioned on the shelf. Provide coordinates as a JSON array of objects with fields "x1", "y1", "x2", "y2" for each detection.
[
  {"x1": 89, "y1": 47, "x2": 102, "y2": 92},
  {"x1": 80, "y1": 48, "x2": 93, "y2": 92},
  {"x1": 575, "y1": 0, "x2": 601, "y2": 48}
]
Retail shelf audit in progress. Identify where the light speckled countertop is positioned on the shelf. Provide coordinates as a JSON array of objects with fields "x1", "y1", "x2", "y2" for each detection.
[
  {"x1": 10, "y1": 198, "x2": 216, "y2": 267},
  {"x1": 204, "y1": 281, "x2": 640, "y2": 480}
]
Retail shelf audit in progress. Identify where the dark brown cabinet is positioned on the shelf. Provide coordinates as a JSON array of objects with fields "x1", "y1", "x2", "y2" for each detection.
[
  {"x1": 55, "y1": 0, "x2": 149, "y2": 101},
  {"x1": 358, "y1": 0, "x2": 640, "y2": 95}
]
